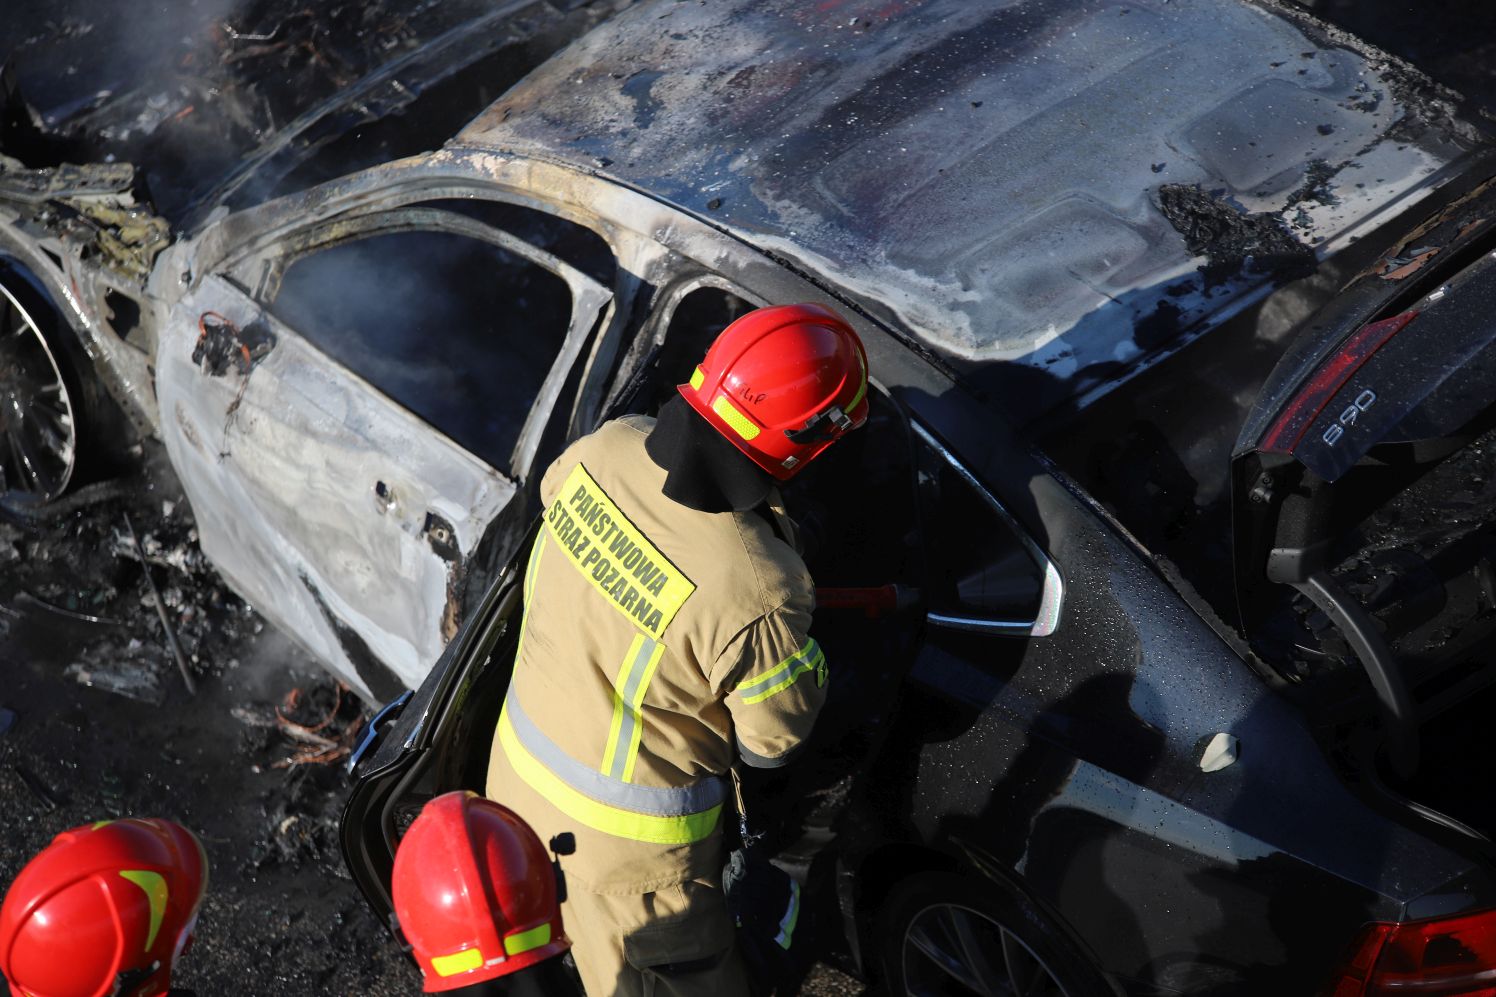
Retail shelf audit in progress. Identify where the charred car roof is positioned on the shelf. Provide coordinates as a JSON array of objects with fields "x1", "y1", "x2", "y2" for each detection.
[{"x1": 459, "y1": 0, "x2": 1485, "y2": 417}]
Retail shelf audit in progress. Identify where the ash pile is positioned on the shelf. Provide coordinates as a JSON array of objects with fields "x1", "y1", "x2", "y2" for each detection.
[
  {"x1": 0, "y1": 443, "x2": 375, "y2": 840},
  {"x1": 0, "y1": 454, "x2": 256, "y2": 705}
]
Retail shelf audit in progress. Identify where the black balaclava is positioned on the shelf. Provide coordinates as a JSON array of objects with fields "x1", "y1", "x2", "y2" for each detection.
[{"x1": 645, "y1": 395, "x2": 774, "y2": 513}]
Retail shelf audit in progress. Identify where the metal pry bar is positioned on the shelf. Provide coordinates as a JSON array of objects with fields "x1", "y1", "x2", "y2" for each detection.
[{"x1": 123, "y1": 512, "x2": 196, "y2": 696}]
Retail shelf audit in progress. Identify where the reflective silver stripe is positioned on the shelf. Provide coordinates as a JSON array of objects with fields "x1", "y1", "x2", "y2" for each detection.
[
  {"x1": 505, "y1": 692, "x2": 726, "y2": 817},
  {"x1": 610, "y1": 637, "x2": 658, "y2": 778},
  {"x1": 604, "y1": 635, "x2": 663, "y2": 781},
  {"x1": 734, "y1": 639, "x2": 823, "y2": 704}
]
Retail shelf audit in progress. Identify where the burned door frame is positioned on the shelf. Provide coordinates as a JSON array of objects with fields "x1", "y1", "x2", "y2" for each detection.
[
  {"x1": 236, "y1": 205, "x2": 612, "y2": 476},
  {"x1": 146, "y1": 147, "x2": 923, "y2": 694},
  {"x1": 153, "y1": 174, "x2": 617, "y2": 700}
]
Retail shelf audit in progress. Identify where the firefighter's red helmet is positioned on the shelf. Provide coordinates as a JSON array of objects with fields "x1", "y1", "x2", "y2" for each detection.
[
  {"x1": 392, "y1": 792, "x2": 569, "y2": 992},
  {"x1": 680, "y1": 303, "x2": 869, "y2": 479},
  {"x1": 0, "y1": 818, "x2": 208, "y2": 997}
]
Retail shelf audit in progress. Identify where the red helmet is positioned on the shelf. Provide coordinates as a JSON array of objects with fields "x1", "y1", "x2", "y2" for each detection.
[
  {"x1": 680, "y1": 303, "x2": 869, "y2": 479},
  {"x1": 0, "y1": 818, "x2": 208, "y2": 997},
  {"x1": 392, "y1": 792, "x2": 569, "y2": 992}
]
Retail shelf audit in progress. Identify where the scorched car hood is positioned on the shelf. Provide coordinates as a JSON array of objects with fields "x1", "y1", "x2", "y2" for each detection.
[{"x1": 459, "y1": 0, "x2": 1484, "y2": 416}]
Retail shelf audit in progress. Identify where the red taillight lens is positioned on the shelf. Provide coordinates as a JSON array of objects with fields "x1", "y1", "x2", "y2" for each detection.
[
  {"x1": 1261, "y1": 310, "x2": 1419, "y2": 455},
  {"x1": 1327, "y1": 910, "x2": 1496, "y2": 995}
]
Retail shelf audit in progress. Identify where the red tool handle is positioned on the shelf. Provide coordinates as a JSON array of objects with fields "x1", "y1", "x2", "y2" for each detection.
[{"x1": 814, "y1": 585, "x2": 918, "y2": 618}]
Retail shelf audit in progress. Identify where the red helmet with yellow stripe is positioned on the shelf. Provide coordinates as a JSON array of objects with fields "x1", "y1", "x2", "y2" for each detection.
[
  {"x1": 392, "y1": 792, "x2": 569, "y2": 992},
  {"x1": 680, "y1": 303, "x2": 869, "y2": 479},
  {"x1": 0, "y1": 818, "x2": 208, "y2": 997}
]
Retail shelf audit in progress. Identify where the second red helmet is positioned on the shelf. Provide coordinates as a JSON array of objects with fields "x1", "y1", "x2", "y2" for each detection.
[
  {"x1": 680, "y1": 303, "x2": 869, "y2": 479},
  {"x1": 392, "y1": 792, "x2": 569, "y2": 992},
  {"x1": 0, "y1": 818, "x2": 208, "y2": 997}
]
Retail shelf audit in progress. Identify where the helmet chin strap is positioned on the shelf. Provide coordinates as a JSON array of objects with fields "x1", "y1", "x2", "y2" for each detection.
[
  {"x1": 645, "y1": 395, "x2": 774, "y2": 513},
  {"x1": 111, "y1": 961, "x2": 161, "y2": 997},
  {"x1": 783, "y1": 404, "x2": 851, "y2": 445}
]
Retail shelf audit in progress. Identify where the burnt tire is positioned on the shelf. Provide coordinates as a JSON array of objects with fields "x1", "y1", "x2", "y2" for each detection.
[
  {"x1": 0, "y1": 264, "x2": 124, "y2": 515},
  {"x1": 873, "y1": 871, "x2": 1112, "y2": 997}
]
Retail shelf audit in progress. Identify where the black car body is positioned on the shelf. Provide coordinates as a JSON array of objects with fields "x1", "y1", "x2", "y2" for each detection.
[{"x1": 12, "y1": 0, "x2": 1496, "y2": 993}]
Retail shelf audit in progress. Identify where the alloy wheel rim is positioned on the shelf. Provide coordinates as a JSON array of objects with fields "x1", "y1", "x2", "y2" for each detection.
[
  {"x1": 0, "y1": 282, "x2": 76, "y2": 503},
  {"x1": 901, "y1": 902, "x2": 1072, "y2": 997}
]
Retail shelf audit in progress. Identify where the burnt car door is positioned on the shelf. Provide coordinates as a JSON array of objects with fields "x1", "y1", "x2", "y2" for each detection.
[{"x1": 154, "y1": 193, "x2": 612, "y2": 701}]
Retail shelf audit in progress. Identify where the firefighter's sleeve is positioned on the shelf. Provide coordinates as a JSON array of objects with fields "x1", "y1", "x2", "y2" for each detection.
[{"x1": 720, "y1": 605, "x2": 829, "y2": 769}]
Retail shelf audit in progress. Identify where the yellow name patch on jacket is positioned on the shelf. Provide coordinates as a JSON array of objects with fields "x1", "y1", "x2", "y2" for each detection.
[{"x1": 545, "y1": 463, "x2": 695, "y2": 638}]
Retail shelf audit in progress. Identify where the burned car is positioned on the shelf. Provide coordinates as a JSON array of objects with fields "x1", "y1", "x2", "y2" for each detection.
[
  {"x1": 0, "y1": 0, "x2": 629, "y2": 701},
  {"x1": 10, "y1": 0, "x2": 1496, "y2": 992}
]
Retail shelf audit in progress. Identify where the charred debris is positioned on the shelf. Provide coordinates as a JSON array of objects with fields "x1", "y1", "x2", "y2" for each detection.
[
  {"x1": 0, "y1": 441, "x2": 374, "y2": 869},
  {"x1": 2, "y1": 0, "x2": 627, "y2": 227},
  {"x1": 1157, "y1": 183, "x2": 1318, "y2": 286}
]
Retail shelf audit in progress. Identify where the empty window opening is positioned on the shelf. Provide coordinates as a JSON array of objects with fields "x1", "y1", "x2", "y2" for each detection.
[
  {"x1": 435, "y1": 199, "x2": 615, "y2": 288},
  {"x1": 634, "y1": 285, "x2": 751, "y2": 414},
  {"x1": 270, "y1": 229, "x2": 573, "y2": 470}
]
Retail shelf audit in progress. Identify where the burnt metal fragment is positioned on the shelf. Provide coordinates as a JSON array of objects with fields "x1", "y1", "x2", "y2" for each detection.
[
  {"x1": 1157, "y1": 183, "x2": 1316, "y2": 285},
  {"x1": 15, "y1": 589, "x2": 123, "y2": 626},
  {"x1": 14, "y1": 763, "x2": 65, "y2": 810},
  {"x1": 422, "y1": 511, "x2": 460, "y2": 563},
  {"x1": 1285, "y1": 159, "x2": 1340, "y2": 209},
  {"x1": 124, "y1": 511, "x2": 196, "y2": 695}
]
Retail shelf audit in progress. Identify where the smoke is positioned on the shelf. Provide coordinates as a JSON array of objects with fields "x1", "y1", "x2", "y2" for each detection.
[
  {"x1": 1, "y1": 0, "x2": 504, "y2": 219},
  {"x1": 5, "y1": 0, "x2": 253, "y2": 121},
  {"x1": 269, "y1": 223, "x2": 574, "y2": 471}
]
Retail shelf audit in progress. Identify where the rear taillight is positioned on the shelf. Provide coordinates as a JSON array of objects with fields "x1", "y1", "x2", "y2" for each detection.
[
  {"x1": 1326, "y1": 909, "x2": 1496, "y2": 996},
  {"x1": 1261, "y1": 310, "x2": 1419, "y2": 455}
]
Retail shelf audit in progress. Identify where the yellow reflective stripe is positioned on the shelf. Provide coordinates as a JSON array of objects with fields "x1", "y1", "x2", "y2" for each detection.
[
  {"x1": 118, "y1": 870, "x2": 168, "y2": 952},
  {"x1": 545, "y1": 464, "x2": 696, "y2": 639},
  {"x1": 735, "y1": 640, "x2": 825, "y2": 705},
  {"x1": 711, "y1": 396, "x2": 761, "y2": 440},
  {"x1": 504, "y1": 923, "x2": 552, "y2": 956},
  {"x1": 622, "y1": 640, "x2": 666, "y2": 783},
  {"x1": 846, "y1": 349, "x2": 868, "y2": 413},
  {"x1": 514, "y1": 532, "x2": 546, "y2": 665},
  {"x1": 739, "y1": 652, "x2": 822, "y2": 704},
  {"x1": 431, "y1": 948, "x2": 484, "y2": 977},
  {"x1": 689, "y1": 366, "x2": 705, "y2": 390},
  {"x1": 498, "y1": 709, "x2": 721, "y2": 845},
  {"x1": 775, "y1": 879, "x2": 801, "y2": 950},
  {"x1": 601, "y1": 633, "x2": 646, "y2": 777},
  {"x1": 523, "y1": 532, "x2": 544, "y2": 604}
]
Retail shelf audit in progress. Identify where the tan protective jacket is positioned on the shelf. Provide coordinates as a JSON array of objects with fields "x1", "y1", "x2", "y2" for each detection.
[{"x1": 486, "y1": 416, "x2": 827, "y2": 893}]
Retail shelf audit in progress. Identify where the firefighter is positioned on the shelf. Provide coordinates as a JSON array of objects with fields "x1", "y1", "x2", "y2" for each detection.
[
  {"x1": 392, "y1": 791, "x2": 577, "y2": 995},
  {"x1": 485, "y1": 302, "x2": 868, "y2": 996},
  {"x1": 0, "y1": 818, "x2": 208, "y2": 997}
]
